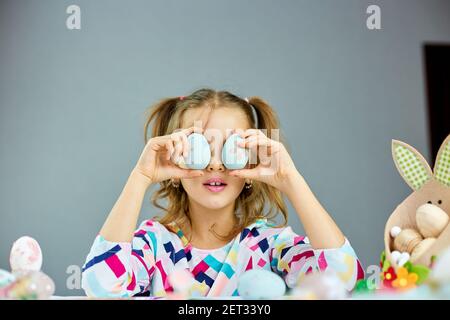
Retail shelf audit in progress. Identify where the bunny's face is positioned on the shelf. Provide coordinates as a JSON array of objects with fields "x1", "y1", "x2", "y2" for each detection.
[
  {"x1": 384, "y1": 134, "x2": 450, "y2": 266},
  {"x1": 400, "y1": 180, "x2": 450, "y2": 217}
]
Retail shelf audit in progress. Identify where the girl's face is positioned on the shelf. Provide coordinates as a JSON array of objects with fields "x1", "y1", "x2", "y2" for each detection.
[{"x1": 180, "y1": 106, "x2": 250, "y2": 210}]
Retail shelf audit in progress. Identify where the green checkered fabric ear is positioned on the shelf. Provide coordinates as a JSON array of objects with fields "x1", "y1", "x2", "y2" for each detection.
[
  {"x1": 392, "y1": 140, "x2": 433, "y2": 190},
  {"x1": 434, "y1": 134, "x2": 450, "y2": 187}
]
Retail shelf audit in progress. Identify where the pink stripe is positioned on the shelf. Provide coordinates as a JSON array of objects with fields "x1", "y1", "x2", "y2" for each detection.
[
  {"x1": 288, "y1": 250, "x2": 314, "y2": 268},
  {"x1": 127, "y1": 272, "x2": 136, "y2": 290},
  {"x1": 356, "y1": 260, "x2": 365, "y2": 280},
  {"x1": 192, "y1": 260, "x2": 208, "y2": 276},
  {"x1": 245, "y1": 257, "x2": 253, "y2": 271},
  {"x1": 156, "y1": 260, "x2": 172, "y2": 292},
  {"x1": 257, "y1": 258, "x2": 267, "y2": 267},
  {"x1": 294, "y1": 236, "x2": 305, "y2": 245},
  {"x1": 132, "y1": 251, "x2": 154, "y2": 280},
  {"x1": 317, "y1": 252, "x2": 328, "y2": 271},
  {"x1": 250, "y1": 243, "x2": 259, "y2": 251},
  {"x1": 105, "y1": 254, "x2": 126, "y2": 278}
]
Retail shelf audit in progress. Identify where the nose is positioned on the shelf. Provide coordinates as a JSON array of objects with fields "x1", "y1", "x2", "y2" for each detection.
[
  {"x1": 207, "y1": 162, "x2": 225, "y2": 172},
  {"x1": 206, "y1": 140, "x2": 225, "y2": 172}
]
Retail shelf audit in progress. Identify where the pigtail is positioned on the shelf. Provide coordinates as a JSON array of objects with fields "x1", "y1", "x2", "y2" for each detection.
[
  {"x1": 247, "y1": 96, "x2": 292, "y2": 157},
  {"x1": 144, "y1": 97, "x2": 180, "y2": 144}
]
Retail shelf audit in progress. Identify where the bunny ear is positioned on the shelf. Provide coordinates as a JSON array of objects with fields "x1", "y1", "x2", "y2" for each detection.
[
  {"x1": 433, "y1": 134, "x2": 450, "y2": 187},
  {"x1": 392, "y1": 139, "x2": 433, "y2": 190}
]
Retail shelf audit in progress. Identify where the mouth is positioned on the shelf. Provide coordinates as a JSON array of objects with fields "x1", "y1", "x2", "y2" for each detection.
[{"x1": 203, "y1": 177, "x2": 227, "y2": 193}]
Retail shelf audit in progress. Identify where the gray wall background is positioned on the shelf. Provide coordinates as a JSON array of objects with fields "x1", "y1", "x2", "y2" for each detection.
[{"x1": 1, "y1": 0, "x2": 450, "y2": 295}]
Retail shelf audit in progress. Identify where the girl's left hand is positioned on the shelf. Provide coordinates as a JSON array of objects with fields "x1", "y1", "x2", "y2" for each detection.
[{"x1": 228, "y1": 129, "x2": 299, "y2": 193}]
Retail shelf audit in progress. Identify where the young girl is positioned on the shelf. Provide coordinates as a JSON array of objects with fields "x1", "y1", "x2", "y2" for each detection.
[{"x1": 81, "y1": 88, "x2": 364, "y2": 298}]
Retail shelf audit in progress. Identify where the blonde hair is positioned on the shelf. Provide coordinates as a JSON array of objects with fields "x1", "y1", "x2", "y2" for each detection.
[{"x1": 144, "y1": 88, "x2": 288, "y2": 241}]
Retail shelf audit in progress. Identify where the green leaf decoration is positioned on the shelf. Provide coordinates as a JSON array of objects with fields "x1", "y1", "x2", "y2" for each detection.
[
  {"x1": 409, "y1": 265, "x2": 431, "y2": 285},
  {"x1": 354, "y1": 279, "x2": 372, "y2": 293},
  {"x1": 404, "y1": 261, "x2": 413, "y2": 272},
  {"x1": 382, "y1": 259, "x2": 391, "y2": 272},
  {"x1": 380, "y1": 251, "x2": 386, "y2": 264},
  {"x1": 431, "y1": 255, "x2": 437, "y2": 266}
]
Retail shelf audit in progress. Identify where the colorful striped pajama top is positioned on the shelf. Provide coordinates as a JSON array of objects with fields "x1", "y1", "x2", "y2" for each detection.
[{"x1": 81, "y1": 218, "x2": 364, "y2": 297}]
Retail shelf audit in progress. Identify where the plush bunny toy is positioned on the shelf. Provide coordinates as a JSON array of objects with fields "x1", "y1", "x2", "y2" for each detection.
[{"x1": 385, "y1": 134, "x2": 450, "y2": 268}]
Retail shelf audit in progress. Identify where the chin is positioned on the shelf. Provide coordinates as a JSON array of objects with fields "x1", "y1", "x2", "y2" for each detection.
[
  {"x1": 184, "y1": 187, "x2": 237, "y2": 209},
  {"x1": 196, "y1": 196, "x2": 233, "y2": 210}
]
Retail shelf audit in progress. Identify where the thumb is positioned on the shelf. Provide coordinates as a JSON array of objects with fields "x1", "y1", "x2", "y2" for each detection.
[
  {"x1": 229, "y1": 169, "x2": 256, "y2": 179},
  {"x1": 177, "y1": 169, "x2": 204, "y2": 179}
]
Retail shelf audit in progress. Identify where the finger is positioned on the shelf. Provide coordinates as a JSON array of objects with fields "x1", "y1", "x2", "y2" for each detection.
[
  {"x1": 174, "y1": 168, "x2": 204, "y2": 179},
  {"x1": 172, "y1": 136, "x2": 184, "y2": 163},
  {"x1": 239, "y1": 135, "x2": 269, "y2": 148},
  {"x1": 247, "y1": 138, "x2": 271, "y2": 150},
  {"x1": 237, "y1": 129, "x2": 256, "y2": 139},
  {"x1": 183, "y1": 126, "x2": 203, "y2": 136},
  {"x1": 239, "y1": 129, "x2": 266, "y2": 139},
  {"x1": 228, "y1": 168, "x2": 256, "y2": 179},
  {"x1": 238, "y1": 135, "x2": 257, "y2": 145},
  {"x1": 232, "y1": 128, "x2": 246, "y2": 137},
  {"x1": 182, "y1": 135, "x2": 191, "y2": 157},
  {"x1": 165, "y1": 140, "x2": 175, "y2": 160},
  {"x1": 240, "y1": 136, "x2": 279, "y2": 153},
  {"x1": 184, "y1": 170, "x2": 205, "y2": 178}
]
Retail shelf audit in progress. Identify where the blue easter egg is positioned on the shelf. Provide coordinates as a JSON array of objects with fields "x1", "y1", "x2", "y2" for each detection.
[
  {"x1": 238, "y1": 269, "x2": 286, "y2": 299},
  {"x1": 222, "y1": 133, "x2": 249, "y2": 170},
  {"x1": 183, "y1": 133, "x2": 211, "y2": 170}
]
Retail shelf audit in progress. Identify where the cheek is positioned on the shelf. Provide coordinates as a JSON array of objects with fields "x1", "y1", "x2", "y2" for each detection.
[
  {"x1": 180, "y1": 179, "x2": 199, "y2": 192},
  {"x1": 228, "y1": 179, "x2": 245, "y2": 191}
]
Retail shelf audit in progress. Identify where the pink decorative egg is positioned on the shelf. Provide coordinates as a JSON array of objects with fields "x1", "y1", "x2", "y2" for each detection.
[{"x1": 9, "y1": 236, "x2": 43, "y2": 272}]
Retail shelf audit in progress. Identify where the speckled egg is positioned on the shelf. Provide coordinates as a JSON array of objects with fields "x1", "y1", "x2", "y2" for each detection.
[
  {"x1": 222, "y1": 133, "x2": 249, "y2": 170},
  {"x1": 179, "y1": 133, "x2": 211, "y2": 170},
  {"x1": 238, "y1": 269, "x2": 286, "y2": 299},
  {"x1": 10, "y1": 236, "x2": 43, "y2": 273}
]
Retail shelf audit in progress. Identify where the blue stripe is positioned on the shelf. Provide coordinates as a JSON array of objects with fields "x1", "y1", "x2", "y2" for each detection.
[
  {"x1": 280, "y1": 246, "x2": 292, "y2": 259},
  {"x1": 258, "y1": 238, "x2": 269, "y2": 253},
  {"x1": 82, "y1": 244, "x2": 121, "y2": 272},
  {"x1": 147, "y1": 232, "x2": 158, "y2": 256},
  {"x1": 221, "y1": 263, "x2": 235, "y2": 279},
  {"x1": 195, "y1": 272, "x2": 214, "y2": 288},
  {"x1": 204, "y1": 255, "x2": 222, "y2": 272},
  {"x1": 240, "y1": 228, "x2": 250, "y2": 242}
]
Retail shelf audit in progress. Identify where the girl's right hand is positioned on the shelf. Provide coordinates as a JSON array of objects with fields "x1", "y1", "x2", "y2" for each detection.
[{"x1": 134, "y1": 126, "x2": 205, "y2": 184}]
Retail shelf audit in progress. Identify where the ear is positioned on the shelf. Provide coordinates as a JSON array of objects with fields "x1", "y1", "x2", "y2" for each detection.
[
  {"x1": 433, "y1": 134, "x2": 450, "y2": 187},
  {"x1": 392, "y1": 139, "x2": 433, "y2": 190}
]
